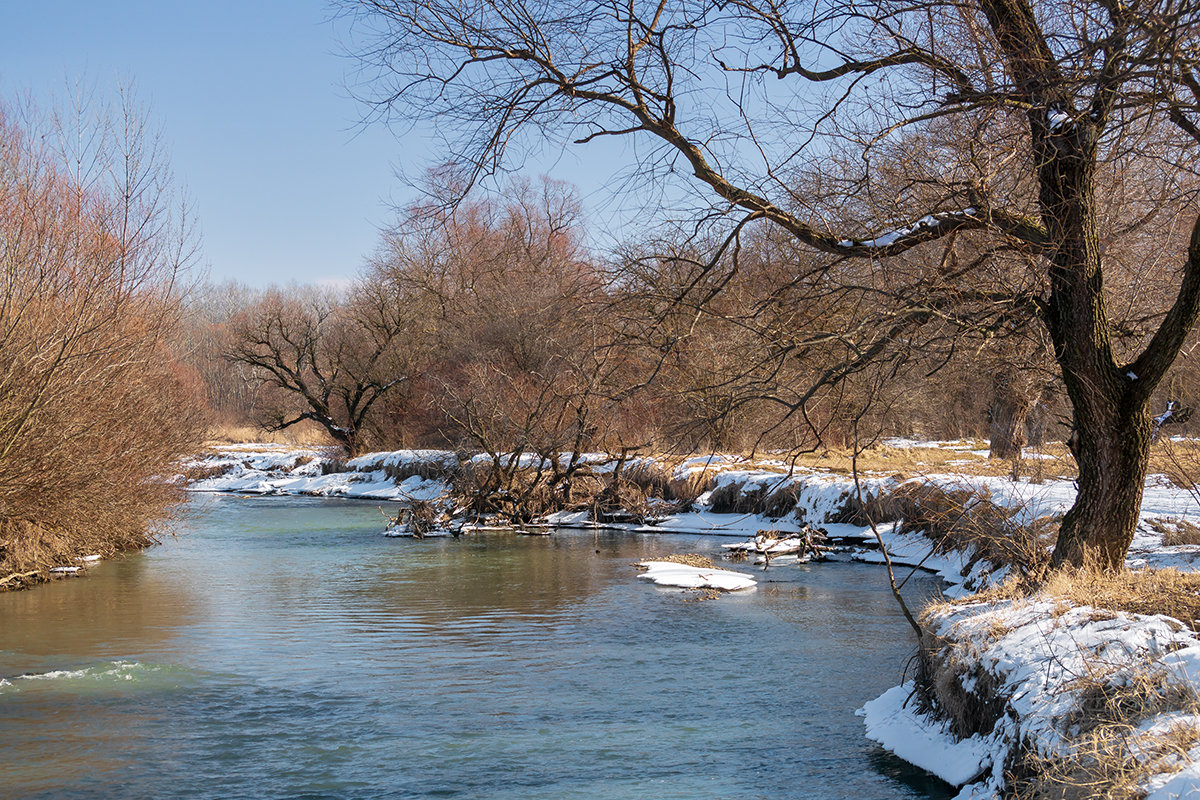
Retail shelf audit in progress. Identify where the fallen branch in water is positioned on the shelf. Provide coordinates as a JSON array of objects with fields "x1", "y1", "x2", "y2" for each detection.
[{"x1": 0, "y1": 570, "x2": 41, "y2": 587}]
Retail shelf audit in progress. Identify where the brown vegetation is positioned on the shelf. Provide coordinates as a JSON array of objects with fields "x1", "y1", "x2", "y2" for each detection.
[
  {"x1": 967, "y1": 566, "x2": 1200, "y2": 633},
  {"x1": 339, "y1": 0, "x2": 1200, "y2": 572},
  {"x1": 1011, "y1": 664, "x2": 1200, "y2": 800},
  {"x1": 0, "y1": 94, "x2": 203, "y2": 586},
  {"x1": 641, "y1": 553, "x2": 716, "y2": 569}
]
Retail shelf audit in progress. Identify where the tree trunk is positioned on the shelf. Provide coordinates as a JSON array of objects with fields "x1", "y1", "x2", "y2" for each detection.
[
  {"x1": 988, "y1": 368, "x2": 1034, "y2": 460},
  {"x1": 1024, "y1": 397, "x2": 1050, "y2": 449},
  {"x1": 1052, "y1": 404, "x2": 1151, "y2": 569},
  {"x1": 334, "y1": 426, "x2": 361, "y2": 458}
]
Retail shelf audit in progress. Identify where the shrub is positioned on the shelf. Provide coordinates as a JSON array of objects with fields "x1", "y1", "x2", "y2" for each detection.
[{"x1": 0, "y1": 97, "x2": 203, "y2": 586}]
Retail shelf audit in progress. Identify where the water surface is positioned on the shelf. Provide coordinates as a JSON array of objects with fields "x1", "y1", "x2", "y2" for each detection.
[{"x1": 1, "y1": 494, "x2": 952, "y2": 799}]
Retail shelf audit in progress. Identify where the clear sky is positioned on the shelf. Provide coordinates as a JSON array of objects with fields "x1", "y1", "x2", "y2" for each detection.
[{"x1": 0, "y1": 1, "x2": 444, "y2": 287}]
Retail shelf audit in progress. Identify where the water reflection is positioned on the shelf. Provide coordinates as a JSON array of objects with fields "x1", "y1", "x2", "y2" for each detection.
[
  {"x1": 1, "y1": 555, "x2": 198, "y2": 666},
  {"x1": 0, "y1": 495, "x2": 953, "y2": 800}
]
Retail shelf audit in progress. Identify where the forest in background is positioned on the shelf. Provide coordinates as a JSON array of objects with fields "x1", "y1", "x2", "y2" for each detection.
[{"x1": 183, "y1": 173, "x2": 1200, "y2": 463}]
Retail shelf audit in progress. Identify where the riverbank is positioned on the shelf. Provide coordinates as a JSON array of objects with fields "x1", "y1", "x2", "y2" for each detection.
[{"x1": 184, "y1": 441, "x2": 1200, "y2": 798}]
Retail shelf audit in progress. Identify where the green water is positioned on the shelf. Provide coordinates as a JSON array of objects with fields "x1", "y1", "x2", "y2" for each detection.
[{"x1": 0, "y1": 494, "x2": 952, "y2": 799}]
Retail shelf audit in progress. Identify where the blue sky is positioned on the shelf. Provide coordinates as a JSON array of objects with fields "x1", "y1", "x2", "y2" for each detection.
[
  {"x1": 0, "y1": 1, "x2": 662, "y2": 287},
  {"x1": 0, "y1": 1, "x2": 453, "y2": 286}
]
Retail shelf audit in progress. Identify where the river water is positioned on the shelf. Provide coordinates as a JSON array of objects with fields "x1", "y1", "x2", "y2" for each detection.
[{"x1": 1, "y1": 494, "x2": 952, "y2": 799}]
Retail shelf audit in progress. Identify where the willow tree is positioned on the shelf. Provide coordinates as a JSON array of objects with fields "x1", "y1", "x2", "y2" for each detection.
[
  {"x1": 0, "y1": 92, "x2": 202, "y2": 581},
  {"x1": 339, "y1": 0, "x2": 1200, "y2": 568}
]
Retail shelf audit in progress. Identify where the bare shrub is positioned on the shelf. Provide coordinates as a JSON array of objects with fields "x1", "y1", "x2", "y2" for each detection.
[
  {"x1": 1158, "y1": 437, "x2": 1200, "y2": 510},
  {"x1": 891, "y1": 483, "x2": 1056, "y2": 577},
  {"x1": 401, "y1": 500, "x2": 441, "y2": 538},
  {"x1": 450, "y1": 460, "x2": 561, "y2": 524},
  {"x1": 589, "y1": 476, "x2": 656, "y2": 524},
  {"x1": 835, "y1": 481, "x2": 1056, "y2": 577},
  {"x1": 0, "y1": 95, "x2": 204, "y2": 585}
]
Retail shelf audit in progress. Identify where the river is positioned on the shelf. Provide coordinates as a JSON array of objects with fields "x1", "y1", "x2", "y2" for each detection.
[{"x1": 0, "y1": 494, "x2": 952, "y2": 799}]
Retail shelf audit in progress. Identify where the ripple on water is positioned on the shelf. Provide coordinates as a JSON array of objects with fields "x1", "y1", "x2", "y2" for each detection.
[{"x1": 0, "y1": 495, "x2": 953, "y2": 800}]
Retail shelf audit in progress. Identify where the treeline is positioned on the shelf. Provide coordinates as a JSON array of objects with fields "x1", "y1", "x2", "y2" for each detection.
[
  {"x1": 4, "y1": 82, "x2": 1198, "y2": 580},
  {"x1": 182, "y1": 176, "x2": 1200, "y2": 462}
]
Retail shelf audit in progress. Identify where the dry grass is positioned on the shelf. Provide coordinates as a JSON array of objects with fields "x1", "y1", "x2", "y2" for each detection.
[
  {"x1": 795, "y1": 441, "x2": 1078, "y2": 480},
  {"x1": 705, "y1": 477, "x2": 810, "y2": 518},
  {"x1": 1039, "y1": 567, "x2": 1200, "y2": 631},
  {"x1": 206, "y1": 420, "x2": 334, "y2": 447},
  {"x1": 180, "y1": 461, "x2": 237, "y2": 482},
  {"x1": 643, "y1": 553, "x2": 716, "y2": 569},
  {"x1": 922, "y1": 572, "x2": 1200, "y2": 799},
  {"x1": 1148, "y1": 516, "x2": 1200, "y2": 546},
  {"x1": 841, "y1": 482, "x2": 1058, "y2": 578},
  {"x1": 1011, "y1": 666, "x2": 1200, "y2": 800},
  {"x1": 957, "y1": 566, "x2": 1200, "y2": 632},
  {"x1": 920, "y1": 636, "x2": 1010, "y2": 738},
  {"x1": 647, "y1": 438, "x2": 1200, "y2": 487}
]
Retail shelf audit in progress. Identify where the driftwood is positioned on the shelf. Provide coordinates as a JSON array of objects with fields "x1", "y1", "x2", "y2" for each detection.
[
  {"x1": 722, "y1": 526, "x2": 833, "y2": 565},
  {"x1": 0, "y1": 570, "x2": 41, "y2": 587}
]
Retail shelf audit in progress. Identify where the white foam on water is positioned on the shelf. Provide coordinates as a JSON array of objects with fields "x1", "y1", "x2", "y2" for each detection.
[{"x1": 12, "y1": 660, "x2": 147, "y2": 683}]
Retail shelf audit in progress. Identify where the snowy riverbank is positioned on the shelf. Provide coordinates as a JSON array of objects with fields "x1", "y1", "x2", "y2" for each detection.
[{"x1": 185, "y1": 442, "x2": 1200, "y2": 797}]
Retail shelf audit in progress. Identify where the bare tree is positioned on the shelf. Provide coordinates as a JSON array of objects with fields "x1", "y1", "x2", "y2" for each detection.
[
  {"x1": 227, "y1": 286, "x2": 408, "y2": 456},
  {"x1": 366, "y1": 178, "x2": 626, "y2": 519},
  {"x1": 339, "y1": 0, "x2": 1200, "y2": 569}
]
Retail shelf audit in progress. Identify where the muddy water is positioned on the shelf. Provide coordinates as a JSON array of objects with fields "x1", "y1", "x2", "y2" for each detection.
[{"x1": 0, "y1": 494, "x2": 952, "y2": 799}]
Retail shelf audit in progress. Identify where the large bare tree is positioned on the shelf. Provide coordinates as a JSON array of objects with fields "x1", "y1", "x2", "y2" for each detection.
[{"x1": 339, "y1": 0, "x2": 1200, "y2": 568}]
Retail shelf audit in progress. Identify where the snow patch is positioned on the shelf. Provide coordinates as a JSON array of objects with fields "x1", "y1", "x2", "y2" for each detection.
[
  {"x1": 859, "y1": 683, "x2": 992, "y2": 786},
  {"x1": 637, "y1": 561, "x2": 757, "y2": 591}
]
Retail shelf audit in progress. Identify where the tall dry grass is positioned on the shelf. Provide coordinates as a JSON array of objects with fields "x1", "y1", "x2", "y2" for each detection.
[
  {"x1": 923, "y1": 566, "x2": 1200, "y2": 799},
  {"x1": 205, "y1": 420, "x2": 335, "y2": 447}
]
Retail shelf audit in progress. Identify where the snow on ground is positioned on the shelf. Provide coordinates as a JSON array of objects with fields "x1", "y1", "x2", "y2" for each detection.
[
  {"x1": 185, "y1": 445, "x2": 450, "y2": 502},
  {"x1": 185, "y1": 443, "x2": 1200, "y2": 585},
  {"x1": 862, "y1": 598, "x2": 1200, "y2": 799}
]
